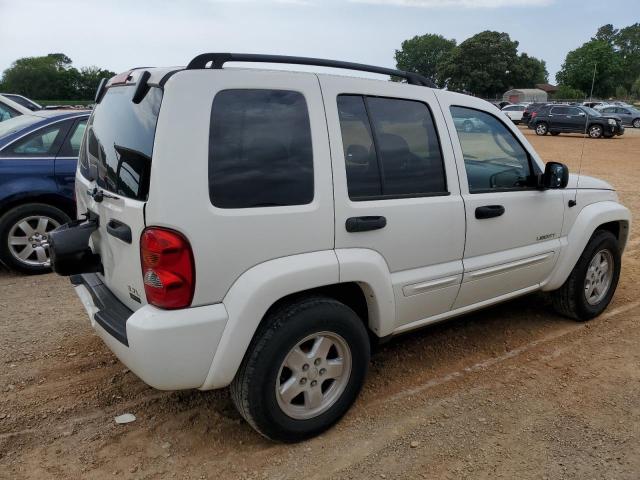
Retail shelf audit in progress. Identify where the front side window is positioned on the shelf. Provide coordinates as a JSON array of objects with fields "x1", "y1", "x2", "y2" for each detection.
[
  {"x1": 337, "y1": 95, "x2": 446, "y2": 200},
  {"x1": 209, "y1": 89, "x2": 314, "y2": 209},
  {"x1": 2, "y1": 121, "x2": 69, "y2": 156},
  {"x1": 450, "y1": 106, "x2": 534, "y2": 193}
]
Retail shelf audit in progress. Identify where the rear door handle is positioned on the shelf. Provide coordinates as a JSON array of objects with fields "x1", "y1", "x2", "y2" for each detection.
[
  {"x1": 106, "y1": 219, "x2": 132, "y2": 244},
  {"x1": 346, "y1": 216, "x2": 387, "y2": 232},
  {"x1": 475, "y1": 205, "x2": 505, "y2": 219}
]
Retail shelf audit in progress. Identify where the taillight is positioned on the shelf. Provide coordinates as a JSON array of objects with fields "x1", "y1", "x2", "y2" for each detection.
[{"x1": 140, "y1": 227, "x2": 195, "y2": 309}]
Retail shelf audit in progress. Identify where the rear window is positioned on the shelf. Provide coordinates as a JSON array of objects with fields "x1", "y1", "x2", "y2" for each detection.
[{"x1": 80, "y1": 86, "x2": 163, "y2": 200}]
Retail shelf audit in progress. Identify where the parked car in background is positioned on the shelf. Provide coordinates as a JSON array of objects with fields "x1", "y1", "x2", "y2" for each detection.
[
  {"x1": 598, "y1": 105, "x2": 640, "y2": 128},
  {"x1": 529, "y1": 104, "x2": 624, "y2": 138},
  {"x1": 501, "y1": 104, "x2": 525, "y2": 124},
  {"x1": 521, "y1": 102, "x2": 547, "y2": 125},
  {"x1": 583, "y1": 101, "x2": 604, "y2": 109},
  {"x1": 0, "y1": 94, "x2": 33, "y2": 121},
  {"x1": 0, "y1": 110, "x2": 89, "y2": 273},
  {"x1": 0, "y1": 94, "x2": 43, "y2": 111}
]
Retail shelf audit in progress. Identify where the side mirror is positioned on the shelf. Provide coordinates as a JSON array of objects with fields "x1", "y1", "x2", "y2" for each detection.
[{"x1": 542, "y1": 162, "x2": 569, "y2": 189}]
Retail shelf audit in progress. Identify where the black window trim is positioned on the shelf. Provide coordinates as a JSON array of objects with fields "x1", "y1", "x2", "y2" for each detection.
[
  {"x1": 338, "y1": 93, "x2": 450, "y2": 202},
  {"x1": 450, "y1": 104, "x2": 542, "y2": 195}
]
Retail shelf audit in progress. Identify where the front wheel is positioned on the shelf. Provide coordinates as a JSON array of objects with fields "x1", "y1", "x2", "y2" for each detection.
[
  {"x1": 588, "y1": 124, "x2": 603, "y2": 138},
  {"x1": 552, "y1": 230, "x2": 621, "y2": 321},
  {"x1": 632, "y1": 118, "x2": 640, "y2": 129},
  {"x1": 230, "y1": 296, "x2": 370, "y2": 442},
  {"x1": 535, "y1": 122, "x2": 548, "y2": 135}
]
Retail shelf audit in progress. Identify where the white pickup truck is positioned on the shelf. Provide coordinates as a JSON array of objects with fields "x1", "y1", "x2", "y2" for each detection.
[{"x1": 49, "y1": 54, "x2": 631, "y2": 442}]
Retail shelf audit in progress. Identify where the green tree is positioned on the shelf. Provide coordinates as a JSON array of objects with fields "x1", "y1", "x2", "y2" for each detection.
[
  {"x1": 615, "y1": 23, "x2": 640, "y2": 91},
  {"x1": 631, "y1": 77, "x2": 640, "y2": 98},
  {"x1": 0, "y1": 53, "x2": 115, "y2": 100},
  {"x1": 438, "y1": 31, "x2": 545, "y2": 97},
  {"x1": 394, "y1": 34, "x2": 456, "y2": 88},
  {"x1": 510, "y1": 53, "x2": 548, "y2": 88},
  {"x1": 554, "y1": 85, "x2": 585, "y2": 100},
  {"x1": 593, "y1": 24, "x2": 619, "y2": 45},
  {"x1": 556, "y1": 40, "x2": 622, "y2": 98}
]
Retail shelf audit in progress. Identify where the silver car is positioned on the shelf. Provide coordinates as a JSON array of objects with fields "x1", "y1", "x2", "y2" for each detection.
[{"x1": 599, "y1": 106, "x2": 640, "y2": 128}]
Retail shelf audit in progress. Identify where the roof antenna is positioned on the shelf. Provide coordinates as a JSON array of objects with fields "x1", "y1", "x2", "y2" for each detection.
[{"x1": 571, "y1": 62, "x2": 597, "y2": 208}]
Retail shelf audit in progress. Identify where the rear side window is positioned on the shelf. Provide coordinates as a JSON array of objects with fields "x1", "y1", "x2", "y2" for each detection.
[
  {"x1": 1, "y1": 120, "x2": 71, "y2": 157},
  {"x1": 80, "y1": 86, "x2": 163, "y2": 200},
  {"x1": 337, "y1": 95, "x2": 446, "y2": 200},
  {"x1": 209, "y1": 89, "x2": 313, "y2": 208}
]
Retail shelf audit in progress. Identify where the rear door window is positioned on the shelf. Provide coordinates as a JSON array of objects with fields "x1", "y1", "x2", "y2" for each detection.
[
  {"x1": 209, "y1": 89, "x2": 314, "y2": 208},
  {"x1": 337, "y1": 95, "x2": 447, "y2": 200},
  {"x1": 59, "y1": 118, "x2": 87, "y2": 157},
  {"x1": 81, "y1": 86, "x2": 163, "y2": 200}
]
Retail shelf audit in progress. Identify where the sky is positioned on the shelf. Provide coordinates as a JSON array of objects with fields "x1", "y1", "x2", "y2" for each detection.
[{"x1": 0, "y1": 0, "x2": 638, "y2": 84}]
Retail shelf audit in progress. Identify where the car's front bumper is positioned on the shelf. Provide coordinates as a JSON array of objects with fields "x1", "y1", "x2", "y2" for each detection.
[{"x1": 72, "y1": 273, "x2": 228, "y2": 390}]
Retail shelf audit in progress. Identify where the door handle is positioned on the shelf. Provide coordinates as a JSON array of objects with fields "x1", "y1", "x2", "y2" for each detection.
[
  {"x1": 106, "y1": 219, "x2": 132, "y2": 244},
  {"x1": 475, "y1": 205, "x2": 505, "y2": 219},
  {"x1": 345, "y1": 216, "x2": 387, "y2": 232}
]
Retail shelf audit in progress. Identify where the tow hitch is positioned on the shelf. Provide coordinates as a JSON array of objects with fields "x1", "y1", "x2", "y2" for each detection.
[{"x1": 48, "y1": 212, "x2": 102, "y2": 276}]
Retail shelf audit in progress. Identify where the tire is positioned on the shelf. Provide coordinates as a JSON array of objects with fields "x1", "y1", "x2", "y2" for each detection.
[
  {"x1": 550, "y1": 132, "x2": 560, "y2": 136},
  {"x1": 552, "y1": 230, "x2": 621, "y2": 321},
  {"x1": 632, "y1": 118, "x2": 640, "y2": 129},
  {"x1": 230, "y1": 296, "x2": 370, "y2": 442},
  {"x1": 0, "y1": 203, "x2": 70, "y2": 274},
  {"x1": 535, "y1": 122, "x2": 548, "y2": 135},
  {"x1": 588, "y1": 124, "x2": 603, "y2": 139}
]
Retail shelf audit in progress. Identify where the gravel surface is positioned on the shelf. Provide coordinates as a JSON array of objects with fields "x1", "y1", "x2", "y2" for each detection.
[{"x1": 1, "y1": 127, "x2": 639, "y2": 479}]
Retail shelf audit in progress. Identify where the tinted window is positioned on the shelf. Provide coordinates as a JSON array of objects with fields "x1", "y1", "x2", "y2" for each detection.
[
  {"x1": 209, "y1": 89, "x2": 313, "y2": 208},
  {"x1": 336, "y1": 96, "x2": 380, "y2": 198},
  {"x1": 567, "y1": 107, "x2": 582, "y2": 116},
  {"x1": 337, "y1": 95, "x2": 446, "y2": 200},
  {"x1": 451, "y1": 106, "x2": 533, "y2": 193},
  {"x1": 81, "y1": 86, "x2": 162, "y2": 200},
  {"x1": 2, "y1": 121, "x2": 70, "y2": 156},
  {"x1": 551, "y1": 106, "x2": 569, "y2": 115}
]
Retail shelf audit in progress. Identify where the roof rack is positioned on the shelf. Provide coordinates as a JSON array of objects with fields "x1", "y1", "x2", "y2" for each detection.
[{"x1": 185, "y1": 53, "x2": 436, "y2": 88}]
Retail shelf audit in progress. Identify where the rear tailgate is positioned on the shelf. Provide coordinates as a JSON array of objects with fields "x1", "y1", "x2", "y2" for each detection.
[{"x1": 76, "y1": 79, "x2": 163, "y2": 311}]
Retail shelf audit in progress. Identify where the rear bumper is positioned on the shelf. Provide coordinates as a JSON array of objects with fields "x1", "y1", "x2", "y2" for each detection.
[{"x1": 72, "y1": 273, "x2": 228, "y2": 390}]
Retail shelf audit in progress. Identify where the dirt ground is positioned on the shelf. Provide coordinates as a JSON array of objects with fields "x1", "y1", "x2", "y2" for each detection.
[{"x1": 1, "y1": 127, "x2": 639, "y2": 479}]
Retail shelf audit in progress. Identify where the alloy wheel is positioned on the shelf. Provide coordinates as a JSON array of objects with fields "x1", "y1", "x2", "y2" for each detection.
[
  {"x1": 584, "y1": 249, "x2": 614, "y2": 306},
  {"x1": 7, "y1": 215, "x2": 60, "y2": 267},
  {"x1": 276, "y1": 331, "x2": 352, "y2": 420}
]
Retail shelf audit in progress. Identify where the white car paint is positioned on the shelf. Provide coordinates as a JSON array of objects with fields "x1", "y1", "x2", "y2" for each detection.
[
  {"x1": 501, "y1": 104, "x2": 525, "y2": 123},
  {"x1": 70, "y1": 65, "x2": 631, "y2": 392}
]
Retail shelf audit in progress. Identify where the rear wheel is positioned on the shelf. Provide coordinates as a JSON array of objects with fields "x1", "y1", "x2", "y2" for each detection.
[
  {"x1": 0, "y1": 204, "x2": 70, "y2": 274},
  {"x1": 552, "y1": 230, "x2": 620, "y2": 321},
  {"x1": 231, "y1": 296, "x2": 370, "y2": 442},
  {"x1": 588, "y1": 124, "x2": 603, "y2": 138},
  {"x1": 632, "y1": 118, "x2": 640, "y2": 129},
  {"x1": 535, "y1": 122, "x2": 548, "y2": 135}
]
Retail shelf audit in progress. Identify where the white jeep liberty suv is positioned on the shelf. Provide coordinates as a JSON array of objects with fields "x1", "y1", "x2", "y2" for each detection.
[{"x1": 49, "y1": 54, "x2": 631, "y2": 442}]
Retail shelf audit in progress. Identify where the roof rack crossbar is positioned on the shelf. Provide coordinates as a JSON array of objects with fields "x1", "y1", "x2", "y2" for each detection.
[{"x1": 185, "y1": 53, "x2": 435, "y2": 87}]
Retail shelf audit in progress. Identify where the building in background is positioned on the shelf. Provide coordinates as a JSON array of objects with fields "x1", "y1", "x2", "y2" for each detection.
[{"x1": 503, "y1": 88, "x2": 548, "y2": 103}]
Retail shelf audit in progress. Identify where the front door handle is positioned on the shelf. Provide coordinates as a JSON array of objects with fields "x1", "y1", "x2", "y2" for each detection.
[
  {"x1": 345, "y1": 216, "x2": 387, "y2": 232},
  {"x1": 475, "y1": 205, "x2": 505, "y2": 219},
  {"x1": 106, "y1": 219, "x2": 132, "y2": 244}
]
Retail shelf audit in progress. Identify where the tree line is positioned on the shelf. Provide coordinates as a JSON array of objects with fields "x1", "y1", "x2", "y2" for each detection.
[
  {"x1": 0, "y1": 53, "x2": 115, "y2": 101},
  {"x1": 395, "y1": 23, "x2": 640, "y2": 100}
]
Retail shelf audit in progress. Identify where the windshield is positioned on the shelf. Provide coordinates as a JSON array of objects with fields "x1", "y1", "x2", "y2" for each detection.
[
  {"x1": 80, "y1": 85, "x2": 163, "y2": 200},
  {"x1": 0, "y1": 114, "x2": 42, "y2": 139}
]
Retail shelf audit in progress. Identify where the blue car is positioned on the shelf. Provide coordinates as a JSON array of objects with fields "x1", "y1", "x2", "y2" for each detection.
[{"x1": 0, "y1": 110, "x2": 89, "y2": 273}]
